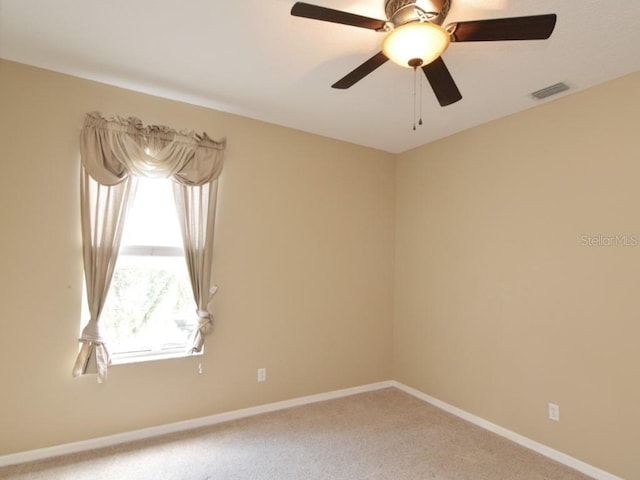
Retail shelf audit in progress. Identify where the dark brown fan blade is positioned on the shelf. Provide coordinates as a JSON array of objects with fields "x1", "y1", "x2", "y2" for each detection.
[
  {"x1": 332, "y1": 52, "x2": 389, "y2": 89},
  {"x1": 448, "y1": 14, "x2": 556, "y2": 42},
  {"x1": 422, "y1": 57, "x2": 462, "y2": 106},
  {"x1": 291, "y1": 2, "x2": 386, "y2": 30}
]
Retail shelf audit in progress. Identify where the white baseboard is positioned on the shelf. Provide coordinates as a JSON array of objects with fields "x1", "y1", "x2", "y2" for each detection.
[
  {"x1": 391, "y1": 381, "x2": 622, "y2": 480},
  {"x1": 0, "y1": 380, "x2": 622, "y2": 480},
  {"x1": 0, "y1": 381, "x2": 393, "y2": 468}
]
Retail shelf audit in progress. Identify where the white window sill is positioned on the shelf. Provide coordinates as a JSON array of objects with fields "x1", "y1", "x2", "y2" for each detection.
[{"x1": 111, "y1": 348, "x2": 203, "y2": 366}]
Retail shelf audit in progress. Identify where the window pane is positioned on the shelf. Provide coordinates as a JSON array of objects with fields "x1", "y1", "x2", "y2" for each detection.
[
  {"x1": 121, "y1": 178, "x2": 183, "y2": 247},
  {"x1": 102, "y1": 255, "x2": 196, "y2": 354}
]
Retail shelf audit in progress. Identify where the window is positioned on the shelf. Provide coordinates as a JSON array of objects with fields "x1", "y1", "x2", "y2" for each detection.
[
  {"x1": 73, "y1": 113, "x2": 224, "y2": 382},
  {"x1": 100, "y1": 178, "x2": 198, "y2": 362}
]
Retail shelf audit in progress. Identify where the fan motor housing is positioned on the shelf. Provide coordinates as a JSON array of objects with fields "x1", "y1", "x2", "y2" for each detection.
[{"x1": 385, "y1": 0, "x2": 450, "y2": 26}]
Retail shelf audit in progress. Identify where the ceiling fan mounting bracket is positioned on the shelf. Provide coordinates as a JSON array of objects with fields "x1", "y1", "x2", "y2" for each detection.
[
  {"x1": 445, "y1": 23, "x2": 457, "y2": 36},
  {"x1": 384, "y1": 0, "x2": 450, "y2": 27},
  {"x1": 379, "y1": 21, "x2": 395, "y2": 32}
]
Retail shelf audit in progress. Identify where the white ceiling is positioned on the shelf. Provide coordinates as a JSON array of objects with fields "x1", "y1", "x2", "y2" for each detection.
[{"x1": 1, "y1": 0, "x2": 639, "y2": 153}]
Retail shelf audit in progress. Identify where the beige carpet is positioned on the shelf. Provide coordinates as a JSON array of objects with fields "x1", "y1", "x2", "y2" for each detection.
[{"x1": 0, "y1": 388, "x2": 592, "y2": 479}]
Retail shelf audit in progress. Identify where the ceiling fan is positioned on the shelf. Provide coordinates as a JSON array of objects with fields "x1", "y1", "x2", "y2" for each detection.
[{"x1": 290, "y1": 0, "x2": 557, "y2": 106}]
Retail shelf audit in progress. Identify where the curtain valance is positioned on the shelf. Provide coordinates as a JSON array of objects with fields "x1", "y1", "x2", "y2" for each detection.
[{"x1": 80, "y1": 111, "x2": 225, "y2": 186}]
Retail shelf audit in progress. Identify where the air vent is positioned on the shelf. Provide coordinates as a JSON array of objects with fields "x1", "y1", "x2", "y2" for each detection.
[{"x1": 531, "y1": 82, "x2": 570, "y2": 100}]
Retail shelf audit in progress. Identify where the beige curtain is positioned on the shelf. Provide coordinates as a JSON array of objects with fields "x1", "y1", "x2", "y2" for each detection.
[
  {"x1": 73, "y1": 112, "x2": 225, "y2": 382},
  {"x1": 72, "y1": 171, "x2": 136, "y2": 383},
  {"x1": 173, "y1": 181, "x2": 219, "y2": 353}
]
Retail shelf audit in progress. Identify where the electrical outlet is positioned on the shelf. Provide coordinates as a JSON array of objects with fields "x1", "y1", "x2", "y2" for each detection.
[
  {"x1": 548, "y1": 402, "x2": 560, "y2": 422},
  {"x1": 198, "y1": 363, "x2": 203, "y2": 374},
  {"x1": 257, "y1": 368, "x2": 267, "y2": 382}
]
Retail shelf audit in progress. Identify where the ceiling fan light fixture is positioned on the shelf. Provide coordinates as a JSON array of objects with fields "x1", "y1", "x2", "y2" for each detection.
[{"x1": 382, "y1": 21, "x2": 450, "y2": 68}]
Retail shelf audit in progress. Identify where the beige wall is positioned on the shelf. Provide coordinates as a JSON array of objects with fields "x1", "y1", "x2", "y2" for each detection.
[
  {"x1": 394, "y1": 72, "x2": 640, "y2": 479},
  {"x1": 0, "y1": 60, "x2": 395, "y2": 454}
]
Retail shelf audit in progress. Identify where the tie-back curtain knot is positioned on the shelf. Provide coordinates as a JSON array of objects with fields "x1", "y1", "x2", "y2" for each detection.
[
  {"x1": 196, "y1": 312, "x2": 214, "y2": 335},
  {"x1": 79, "y1": 318, "x2": 106, "y2": 344},
  {"x1": 81, "y1": 111, "x2": 225, "y2": 186},
  {"x1": 196, "y1": 310, "x2": 214, "y2": 331}
]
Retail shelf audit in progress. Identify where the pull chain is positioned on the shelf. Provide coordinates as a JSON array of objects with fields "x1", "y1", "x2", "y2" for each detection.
[
  {"x1": 418, "y1": 68, "x2": 423, "y2": 126},
  {"x1": 412, "y1": 67, "x2": 417, "y2": 131},
  {"x1": 412, "y1": 67, "x2": 424, "y2": 130}
]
